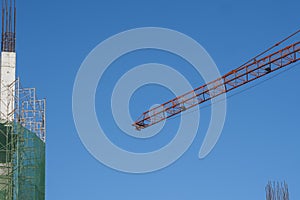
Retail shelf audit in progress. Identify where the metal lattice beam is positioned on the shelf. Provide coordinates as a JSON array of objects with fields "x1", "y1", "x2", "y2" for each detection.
[{"x1": 133, "y1": 37, "x2": 300, "y2": 130}]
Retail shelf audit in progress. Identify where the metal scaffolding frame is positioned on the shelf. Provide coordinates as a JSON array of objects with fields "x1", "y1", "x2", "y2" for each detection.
[
  {"x1": 0, "y1": 78, "x2": 17, "y2": 200},
  {"x1": 0, "y1": 78, "x2": 46, "y2": 200},
  {"x1": 15, "y1": 81, "x2": 46, "y2": 143}
]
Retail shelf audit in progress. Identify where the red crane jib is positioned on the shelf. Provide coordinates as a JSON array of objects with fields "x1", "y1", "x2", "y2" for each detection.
[{"x1": 133, "y1": 39, "x2": 300, "y2": 131}]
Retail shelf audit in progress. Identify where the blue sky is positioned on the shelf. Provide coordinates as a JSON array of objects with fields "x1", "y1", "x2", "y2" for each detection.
[{"x1": 14, "y1": 0, "x2": 300, "y2": 199}]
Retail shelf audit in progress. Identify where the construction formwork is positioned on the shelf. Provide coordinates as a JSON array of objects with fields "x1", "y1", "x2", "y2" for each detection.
[{"x1": 0, "y1": 79, "x2": 46, "y2": 200}]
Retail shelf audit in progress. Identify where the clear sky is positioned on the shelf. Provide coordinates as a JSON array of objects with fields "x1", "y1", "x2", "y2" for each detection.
[{"x1": 14, "y1": 0, "x2": 300, "y2": 199}]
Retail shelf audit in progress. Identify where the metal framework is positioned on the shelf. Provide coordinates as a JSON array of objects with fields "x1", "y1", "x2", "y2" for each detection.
[
  {"x1": 133, "y1": 32, "x2": 300, "y2": 130},
  {"x1": 0, "y1": 78, "x2": 46, "y2": 200},
  {"x1": 15, "y1": 83, "x2": 46, "y2": 142},
  {"x1": 0, "y1": 125, "x2": 15, "y2": 200},
  {"x1": 0, "y1": 79, "x2": 17, "y2": 200},
  {"x1": 1, "y1": 0, "x2": 16, "y2": 52},
  {"x1": 266, "y1": 181, "x2": 289, "y2": 200}
]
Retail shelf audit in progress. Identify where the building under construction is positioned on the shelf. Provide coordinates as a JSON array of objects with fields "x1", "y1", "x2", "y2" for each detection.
[{"x1": 0, "y1": 0, "x2": 46, "y2": 200}]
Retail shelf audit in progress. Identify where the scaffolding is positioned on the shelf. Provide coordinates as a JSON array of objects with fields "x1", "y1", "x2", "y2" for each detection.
[
  {"x1": 0, "y1": 78, "x2": 46, "y2": 200},
  {"x1": 0, "y1": 79, "x2": 17, "y2": 200},
  {"x1": 16, "y1": 82, "x2": 46, "y2": 143},
  {"x1": 266, "y1": 181, "x2": 289, "y2": 200},
  {"x1": 0, "y1": 123, "x2": 15, "y2": 200}
]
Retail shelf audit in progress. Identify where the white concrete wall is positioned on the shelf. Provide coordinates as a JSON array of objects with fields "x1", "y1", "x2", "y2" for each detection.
[{"x1": 0, "y1": 52, "x2": 16, "y2": 122}]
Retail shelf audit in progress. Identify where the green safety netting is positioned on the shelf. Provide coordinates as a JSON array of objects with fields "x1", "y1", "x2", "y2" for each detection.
[{"x1": 0, "y1": 123, "x2": 45, "y2": 200}]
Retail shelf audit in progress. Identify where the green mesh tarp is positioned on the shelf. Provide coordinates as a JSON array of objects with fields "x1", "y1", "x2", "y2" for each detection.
[
  {"x1": 0, "y1": 124, "x2": 14, "y2": 163},
  {"x1": 0, "y1": 126, "x2": 7, "y2": 163},
  {"x1": 15, "y1": 124, "x2": 45, "y2": 200},
  {"x1": 0, "y1": 123, "x2": 45, "y2": 200}
]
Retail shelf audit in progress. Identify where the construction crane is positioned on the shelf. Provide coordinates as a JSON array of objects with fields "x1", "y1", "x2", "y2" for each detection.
[{"x1": 133, "y1": 30, "x2": 300, "y2": 130}]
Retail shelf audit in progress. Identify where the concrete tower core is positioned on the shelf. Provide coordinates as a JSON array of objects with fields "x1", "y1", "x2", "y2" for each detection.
[
  {"x1": 0, "y1": 51, "x2": 16, "y2": 121},
  {"x1": 0, "y1": 0, "x2": 16, "y2": 122}
]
